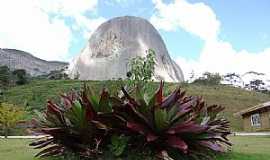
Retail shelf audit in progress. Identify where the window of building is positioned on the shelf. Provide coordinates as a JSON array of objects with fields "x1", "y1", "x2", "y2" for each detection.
[{"x1": 251, "y1": 113, "x2": 261, "y2": 126}]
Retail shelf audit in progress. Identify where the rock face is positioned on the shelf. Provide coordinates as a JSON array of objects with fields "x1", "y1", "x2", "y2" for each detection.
[
  {"x1": 0, "y1": 48, "x2": 68, "y2": 76},
  {"x1": 69, "y1": 16, "x2": 184, "y2": 82}
]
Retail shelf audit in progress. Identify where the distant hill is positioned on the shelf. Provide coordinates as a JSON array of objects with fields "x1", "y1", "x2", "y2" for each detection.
[
  {"x1": 3, "y1": 80, "x2": 270, "y2": 131},
  {"x1": 0, "y1": 48, "x2": 68, "y2": 76}
]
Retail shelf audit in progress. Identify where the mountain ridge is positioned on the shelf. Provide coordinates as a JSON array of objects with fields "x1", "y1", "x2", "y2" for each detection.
[{"x1": 0, "y1": 48, "x2": 68, "y2": 76}]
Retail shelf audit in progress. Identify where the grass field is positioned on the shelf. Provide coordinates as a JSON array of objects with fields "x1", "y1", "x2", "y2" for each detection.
[
  {"x1": 217, "y1": 136, "x2": 270, "y2": 160},
  {"x1": 2, "y1": 80, "x2": 270, "y2": 131},
  {"x1": 0, "y1": 136, "x2": 269, "y2": 160}
]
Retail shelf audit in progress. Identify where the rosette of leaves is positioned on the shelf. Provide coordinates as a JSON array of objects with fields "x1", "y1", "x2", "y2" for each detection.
[
  {"x1": 30, "y1": 85, "x2": 115, "y2": 158},
  {"x1": 116, "y1": 81, "x2": 231, "y2": 160}
]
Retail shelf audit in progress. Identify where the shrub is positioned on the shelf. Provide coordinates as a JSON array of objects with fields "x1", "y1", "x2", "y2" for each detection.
[{"x1": 115, "y1": 81, "x2": 231, "y2": 159}]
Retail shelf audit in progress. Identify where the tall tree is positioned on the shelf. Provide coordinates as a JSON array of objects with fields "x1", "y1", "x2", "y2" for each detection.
[
  {"x1": 0, "y1": 66, "x2": 11, "y2": 88},
  {"x1": 0, "y1": 103, "x2": 25, "y2": 138},
  {"x1": 127, "y1": 49, "x2": 156, "y2": 89},
  {"x1": 12, "y1": 69, "x2": 28, "y2": 85}
]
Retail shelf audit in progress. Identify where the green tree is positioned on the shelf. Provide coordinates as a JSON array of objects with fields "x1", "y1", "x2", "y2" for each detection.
[
  {"x1": 0, "y1": 65, "x2": 11, "y2": 88},
  {"x1": 0, "y1": 103, "x2": 25, "y2": 138},
  {"x1": 12, "y1": 69, "x2": 28, "y2": 85},
  {"x1": 193, "y1": 72, "x2": 221, "y2": 85},
  {"x1": 127, "y1": 49, "x2": 156, "y2": 89}
]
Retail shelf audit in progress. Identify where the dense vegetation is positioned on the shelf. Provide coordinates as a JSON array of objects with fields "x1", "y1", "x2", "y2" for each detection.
[{"x1": 29, "y1": 82, "x2": 231, "y2": 159}]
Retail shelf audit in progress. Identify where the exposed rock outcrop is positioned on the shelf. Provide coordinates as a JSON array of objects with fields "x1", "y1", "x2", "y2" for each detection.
[
  {"x1": 0, "y1": 48, "x2": 68, "y2": 76},
  {"x1": 69, "y1": 16, "x2": 184, "y2": 82}
]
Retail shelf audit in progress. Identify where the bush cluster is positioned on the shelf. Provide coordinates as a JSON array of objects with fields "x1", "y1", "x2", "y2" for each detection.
[{"x1": 30, "y1": 82, "x2": 231, "y2": 160}]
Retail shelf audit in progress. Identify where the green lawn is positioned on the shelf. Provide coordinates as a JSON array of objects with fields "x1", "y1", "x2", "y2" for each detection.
[
  {"x1": 0, "y1": 139, "x2": 39, "y2": 160},
  {"x1": 0, "y1": 136, "x2": 270, "y2": 160},
  {"x1": 217, "y1": 136, "x2": 270, "y2": 160}
]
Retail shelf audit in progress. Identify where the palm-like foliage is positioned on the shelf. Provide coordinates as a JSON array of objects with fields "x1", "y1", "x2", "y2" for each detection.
[
  {"x1": 30, "y1": 85, "x2": 114, "y2": 158},
  {"x1": 115, "y1": 82, "x2": 231, "y2": 159}
]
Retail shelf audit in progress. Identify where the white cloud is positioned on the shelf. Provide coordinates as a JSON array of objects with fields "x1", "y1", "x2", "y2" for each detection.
[
  {"x1": 105, "y1": 0, "x2": 142, "y2": 8},
  {"x1": 38, "y1": 0, "x2": 98, "y2": 14},
  {"x1": 72, "y1": 15, "x2": 106, "y2": 39},
  {"x1": 38, "y1": 0, "x2": 105, "y2": 38},
  {"x1": 151, "y1": 0, "x2": 220, "y2": 41},
  {"x1": 0, "y1": 0, "x2": 72, "y2": 61},
  {"x1": 0, "y1": 0, "x2": 105, "y2": 61},
  {"x1": 151, "y1": 0, "x2": 270, "y2": 79}
]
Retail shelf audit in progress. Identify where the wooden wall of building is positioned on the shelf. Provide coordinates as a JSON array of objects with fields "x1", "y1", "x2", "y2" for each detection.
[{"x1": 243, "y1": 111, "x2": 270, "y2": 132}]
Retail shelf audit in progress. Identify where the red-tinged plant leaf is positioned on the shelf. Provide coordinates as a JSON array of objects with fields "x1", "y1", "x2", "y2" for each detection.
[
  {"x1": 47, "y1": 101, "x2": 62, "y2": 113},
  {"x1": 196, "y1": 98, "x2": 205, "y2": 112},
  {"x1": 33, "y1": 139, "x2": 54, "y2": 149},
  {"x1": 198, "y1": 141, "x2": 224, "y2": 152},
  {"x1": 81, "y1": 89, "x2": 96, "y2": 121},
  {"x1": 92, "y1": 120, "x2": 110, "y2": 130},
  {"x1": 47, "y1": 101, "x2": 65, "y2": 125},
  {"x1": 146, "y1": 133, "x2": 158, "y2": 142},
  {"x1": 129, "y1": 105, "x2": 153, "y2": 128},
  {"x1": 61, "y1": 95, "x2": 74, "y2": 109},
  {"x1": 166, "y1": 136, "x2": 188, "y2": 153},
  {"x1": 30, "y1": 138, "x2": 52, "y2": 146},
  {"x1": 40, "y1": 149, "x2": 63, "y2": 158},
  {"x1": 170, "y1": 101, "x2": 194, "y2": 123},
  {"x1": 127, "y1": 121, "x2": 149, "y2": 135},
  {"x1": 156, "y1": 150, "x2": 174, "y2": 160},
  {"x1": 156, "y1": 81, "x2": 164, "y2": 105},
  {"x1": 167, "y1": 121, "x2": 208, "y2": 134},
  {"x1": 35, "y1": 145, "x2": 62, "y2": 157},
  {"x1": 121, "y1": 87, "x2": 138, "y2": 107},
  {"x1": 203, "y1": 137, "x2": 232, "y2": 146},
  {"x1": 109, "y1": 97, "x2": 123, "y2": 107},
  {"x1": 41, "y1": 128, "x2": 65, "y2": 135},
  {"x1": 161, "y1": 88, "x2": 183, "y2": 109}
]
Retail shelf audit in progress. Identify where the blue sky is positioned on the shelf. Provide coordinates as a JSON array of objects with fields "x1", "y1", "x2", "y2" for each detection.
[
  {"x1": 69, "y1": 0, "x2": 270, "y2": 60},
  {"x1": 190, "y1": 0, "x2": 270, "y2": 52},
  {"x1": 1, "y1": 0, "x2": 270, "y2": 77}
]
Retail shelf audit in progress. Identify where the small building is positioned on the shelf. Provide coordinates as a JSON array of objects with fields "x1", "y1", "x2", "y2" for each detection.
[{"x1": 236, "y1": 101, "x2": 270, "y2": 132}]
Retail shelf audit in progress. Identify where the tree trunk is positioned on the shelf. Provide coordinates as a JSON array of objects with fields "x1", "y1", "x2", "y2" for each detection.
[{"x1": 4, "y1": 125, "x2": 8, "y2": 138}]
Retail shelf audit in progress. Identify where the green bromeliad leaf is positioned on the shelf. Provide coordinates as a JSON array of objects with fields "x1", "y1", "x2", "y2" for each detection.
[
  {"x1": 99, "y1": 89, "x2": 112, "y2": 113},
  {"x1": 109, "y1": 135, "x2": 129, "y2": 156},
  {"x1": 154, "y1": 108, "x2": 169, "y2": 131}
]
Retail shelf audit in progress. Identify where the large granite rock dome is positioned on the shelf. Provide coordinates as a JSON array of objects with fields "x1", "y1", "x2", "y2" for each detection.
[{"x1": 69, "y1": 16, "x2": 184, "y2": 82}]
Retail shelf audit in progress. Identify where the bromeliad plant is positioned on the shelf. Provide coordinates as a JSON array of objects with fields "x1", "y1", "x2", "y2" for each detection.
[
  {"x1": 115, "y1": 81, "x2": 231, "y2": 159},
  {"x1": 30, "y1": 85, "x2": 115, "y2": 158},
  {"x1": 30, "y1": 82, "x2": 231, "y2": 160}
]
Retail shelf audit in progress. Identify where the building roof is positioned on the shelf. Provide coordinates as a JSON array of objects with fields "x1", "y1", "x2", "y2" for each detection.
[{"x1": 235, "y1": 101, "x2": 270, "y2": 116}]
